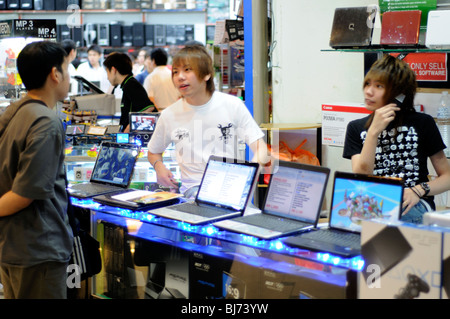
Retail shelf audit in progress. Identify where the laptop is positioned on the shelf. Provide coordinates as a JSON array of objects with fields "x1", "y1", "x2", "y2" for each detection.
[
  {"x1": 148, "y1": 155, "x2": 260, "y2": 225},
  {"x1": 282, "y1": 171, "x2": 404, "y2": 257},
  {"x1": 68, "y1": 141, "x2": 141, "y2": 198},
  {"x1": 425, "y1": 10, "x2": 450, "y2": 49},
  {"x1": 213, "y1": 161, "x2": 330, "y2": 240},
  {"x1": 66, "y1": 124, "x2": 85, "y2": 136},
  {"x1": 129, "y1": 112, "x2": 160, "y2": 134},
  {"x1": 380, "y1": 10, "x2": 422, "y2": 47},
  {"x1": 329, "y1": 5, "x2": 378, "y2": 49},
  {"x1": 93, "y1": 189, "x2": 183, "y2": 211}
]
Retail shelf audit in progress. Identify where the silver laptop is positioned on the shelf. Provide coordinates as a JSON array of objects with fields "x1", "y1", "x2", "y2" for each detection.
[
  {"x1": 329, "y1": 5, "x2": 378, "y2": 48},
  {"x1": 282, "y1": 171, "x2": 404, "y2": 257},
  {"x1": 148, "y1": 156, "x2": 260, "y2": 225},
  {"x1": 425, "y1": 10, "x2": 450, "y2": 49},
  {"x1": 213, "y1": 161, "x2": 330, "y2": 240},
  {"x1": 68, "y1": 141, "x2": 141, "y2": 198}
]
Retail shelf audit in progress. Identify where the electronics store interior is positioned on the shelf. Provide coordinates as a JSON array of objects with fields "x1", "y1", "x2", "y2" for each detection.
[{"x1": 2, "y1": 0, "x2": 450, "y2": 301}]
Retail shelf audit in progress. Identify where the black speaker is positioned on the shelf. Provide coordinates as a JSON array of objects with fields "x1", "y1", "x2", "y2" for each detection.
[
  {"x1": 42, "y1": 0, "x2": 54, "y2": 9},
  {"x1": 20, "y1": 0, "x2": 33, "y2": 9},
  {"x1": 6, "y1": 0, "x2": 20, "y2": 10},
  {"x1": 154, "y1": 24, "x2": 166, "y2": 47},
  {"x1": 54, "y1": 0, "x2": 65, "y2": 10},
  {"x1": 58, "y1": 24, "x2": 71, "y2": 42},
  {"x1": 185, "y1": 24, "x2": 194, "y2": 43},
  {"x1": 122, "y1": 25, "x2": 132, "y2": 47},
  {"x1": 71, "y1": 26, "x2": 83, "y2": 47},
  {"x1": 109, "y1": 23, "x2": 122, "y2": 47},
  {"x1": 145, "y1": 24, "x2": 154, "y2": 46},
  {"x1": 0, "y1": 0, "x2": 7, "y2": 9},
  {"x1": 132, "y1": 22, "x2": 145, "y2": 47}
]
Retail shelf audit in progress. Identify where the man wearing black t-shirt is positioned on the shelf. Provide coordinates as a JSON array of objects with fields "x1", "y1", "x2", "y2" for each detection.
[{"x1": 104, "y1": 52, "x2": 155, "y2": 132}]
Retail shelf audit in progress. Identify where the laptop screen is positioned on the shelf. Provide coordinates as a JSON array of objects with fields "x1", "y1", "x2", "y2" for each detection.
[
  {"x1": 90, "y1": 142, "x2": 140, "y2": 187},
  {"x1": 262, "y1": 163, "x2": 329, "y2": 223},
  {"x1": 196, "y1": 157, "x2": 258, "y2": 211},
  {"x1": 129, "y1": 112, "x2": 160, "y2": 133},
  {"x1": 329, "y1": 172, "x2": 403, "y2": 233}
]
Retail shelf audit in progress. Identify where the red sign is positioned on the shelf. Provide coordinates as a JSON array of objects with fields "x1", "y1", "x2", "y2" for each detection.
[{"x1": 391, "y1": 53, "x2": 448, "y2": 82}]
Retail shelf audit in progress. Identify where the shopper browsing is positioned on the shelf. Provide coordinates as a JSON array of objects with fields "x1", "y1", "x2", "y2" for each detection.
[
  {"x1": 0, "y1": 41, "x2": 73, "y2": 299},
  {"x1": 103, "y1": 52, "x2": 155, "y2": 132},
  {"x1": 343, "y1": 54, "x2": 450, "y2": 224},
  {"x1": 147, "y1": 45, "x2": 272, "y2": 194},
  {"x1": 143, "y1": 48, "x2": 180, "y2": 111},
  {"x1": 75, "y1": 44, "x2": 110, "y2": 92}
]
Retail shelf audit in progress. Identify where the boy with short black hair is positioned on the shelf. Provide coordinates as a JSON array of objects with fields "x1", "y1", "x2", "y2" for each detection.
[
  {"x1": 0, "y1": 41, "x2": 73, "y2": 299},
  {"x1": 103, "y1": 52, "x2": 155, "y2": 132}
]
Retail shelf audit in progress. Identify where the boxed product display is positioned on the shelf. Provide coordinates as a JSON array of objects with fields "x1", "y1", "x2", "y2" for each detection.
[{"x1": 359, "y1": 219, "x2": 443, "y2": 299}]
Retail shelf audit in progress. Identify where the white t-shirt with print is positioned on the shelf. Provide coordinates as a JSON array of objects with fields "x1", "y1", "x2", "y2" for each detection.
[{"x1": 148, "y1": 91, "x2": 264, "y2": 192}]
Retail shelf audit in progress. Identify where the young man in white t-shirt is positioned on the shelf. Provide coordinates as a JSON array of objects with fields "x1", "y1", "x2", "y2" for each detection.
[{"x1": 147, "y1": 45, "x2": 272, "y2": 194}]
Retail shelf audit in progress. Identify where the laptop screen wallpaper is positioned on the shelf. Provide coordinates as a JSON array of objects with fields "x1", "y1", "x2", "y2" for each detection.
[
  {"x1": 330, "y1": 177, "x2": 403, "y2": 233},
  {"x1": 91, "y1": 145, "x2": 138, "y2": 186}
]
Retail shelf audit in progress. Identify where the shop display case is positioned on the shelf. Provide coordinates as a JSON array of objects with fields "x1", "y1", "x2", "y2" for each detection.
[{"x1": 71, "y1": 197, "x2": 362, "y2": 299}]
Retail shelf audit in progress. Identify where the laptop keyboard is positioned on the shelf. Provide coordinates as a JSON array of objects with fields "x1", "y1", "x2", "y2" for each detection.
[
  {"x1": 171, "y1": 203, "x2": 232, "y2": 218},
  {"x1": 300, "y1": 229, "x2": 360, "y2": 249},
  {"x1": 238, "y1": 214, "x2": 309, "y2": 232}
]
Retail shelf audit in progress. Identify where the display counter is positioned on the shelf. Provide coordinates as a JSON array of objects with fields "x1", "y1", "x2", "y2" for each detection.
[{"x1": 71, "y1": 198, "x2": 361, "y2": 299}]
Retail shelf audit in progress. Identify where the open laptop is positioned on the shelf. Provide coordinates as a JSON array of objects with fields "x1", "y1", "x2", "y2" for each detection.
[
  {"x1": 66, "y1": 124, "x2": 86, "y2": 136},
  {"x1": 425, "y1": 10, "x2": 450, "y2": 49},
  {"x1": 329, "y1": 5, "x2": 378, "y2": 49},
  {"x1": 148, "y1": 156, "x2": 260, "y2": 225},
  {"x1": 213, "y1": 161, "x2": 330, "y2": 240},
  {"x1": 129, "y1": 112, "x2": 160, "y2": 134},
  {"x1": 282, "y1": 171, "x2": 404, "y2": 257},
  {"x1": 68, "y1": 141, "x2": 141, "y2": 199},
  {"x1": 380, "y1": 10, "x2": 422, "y2": 47}
]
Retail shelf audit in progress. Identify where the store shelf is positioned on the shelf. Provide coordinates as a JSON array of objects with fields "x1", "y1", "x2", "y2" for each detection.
[{"x1": 260, "y1": 123, "x2": 322, "y2": 131}]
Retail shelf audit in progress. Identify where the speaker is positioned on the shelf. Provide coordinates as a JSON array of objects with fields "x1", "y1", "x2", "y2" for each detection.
[
  {"x1": 42, "y1": 0, "x2": 54, "y2": 9},
  {"x1": 122, "y1": 25, "x2": 133, "y2": 47},
  {"x1": 54, "y1": 0, "x2": 65, "y2": 10},
  {"x1": 58, "y1": 24, "x2": 71, "y2": 42},
  {"x1": 97, "y1": 24, "x2": 109, "y2": 46},
  {"x1": 6, "y1": 0, "x2": 20, "y2": 10},
  {"x1": 0, "y1": 0, "x2": 6, "y2": 9},
  {"x1": 145, "y1": 24, "x2": 154, "y2": 46},
  {"x1": 71, "y1": 26, "x2": 84, "y2": 47},
  {"x1": 84, "y1": 23, "x2": 97, "y2": 46},
  {"x1": 132, "y1": 22, "x2": 145, "y2": 47},
  {"x1": 109, "y1": 23, "x2": 122, "y2": 47},
  {"x1": 154, "y1": 24, "x2": 166, "y2": 46}
]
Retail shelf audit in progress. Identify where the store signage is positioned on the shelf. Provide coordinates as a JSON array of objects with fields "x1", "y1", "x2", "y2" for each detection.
[
  {"x1": 391, "y1": 53, "x2": 448, "y2": 82},
  {"x1": 0, "y1": 19, "x2": 57, "y2": 39},
  {"x1": 322, "y1": 103, "x2": 372, "y2": 147}
]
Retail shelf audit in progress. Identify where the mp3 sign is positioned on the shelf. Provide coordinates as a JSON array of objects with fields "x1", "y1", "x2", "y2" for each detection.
[{"x1": 0, "y1": 19, "x2": 57, "y2": 39}]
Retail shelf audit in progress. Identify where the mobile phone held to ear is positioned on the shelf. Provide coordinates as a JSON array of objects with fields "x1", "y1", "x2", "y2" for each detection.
[{"x1": 394, "y1": 94, "x2": 405, "y2": 108}]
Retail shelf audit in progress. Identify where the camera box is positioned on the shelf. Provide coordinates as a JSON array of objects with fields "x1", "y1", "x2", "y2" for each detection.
[{"x1": 359, "y1": 219, "x2": 443, "y2": 299}]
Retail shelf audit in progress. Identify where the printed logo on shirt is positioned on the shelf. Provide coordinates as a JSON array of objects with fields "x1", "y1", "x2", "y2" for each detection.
[
  {"x1": 218, "y1": 123, "x2": 233, "y2": 144},
  {"x1": 174, "y1": 128, "x2": 190, "y2": 141}
]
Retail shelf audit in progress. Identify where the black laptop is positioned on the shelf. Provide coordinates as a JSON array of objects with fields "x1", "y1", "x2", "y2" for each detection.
[
  {"x1": 329, "y1": 5, "x2": 378, "y2": 48},
  {"x1": 213, "y1": 161, "x2": 330, "y2": 240},
  {"x1": 282, "y1": 171, "x2": 404, "y2": 257},
  {"x1": 68, "y1": 141, "x2": 141, "y2": 199},
  {"x1": 148, "y1": 155, "x2": 260, "y2": 225}
]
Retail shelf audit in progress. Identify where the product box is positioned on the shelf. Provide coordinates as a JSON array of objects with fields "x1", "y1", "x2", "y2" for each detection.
[
  {"x1": 189, "y1": 250, "x2": 233, "y2": 299},
  {"x1": 260, "y1": 258, "x2": 354, "y2": 299},
  {"x1": 359, "y1": 219, "x2": 443, "y2": 299}
]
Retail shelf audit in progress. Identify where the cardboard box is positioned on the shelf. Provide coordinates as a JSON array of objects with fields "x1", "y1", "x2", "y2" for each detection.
[{"x1": 359, "y1": 220, "x2": 443, "y2": 299}]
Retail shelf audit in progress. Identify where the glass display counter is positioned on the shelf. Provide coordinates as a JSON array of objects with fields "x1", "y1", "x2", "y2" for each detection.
[{"x1": 72, "y1": 198, "x2": 362, "y2": 299}]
